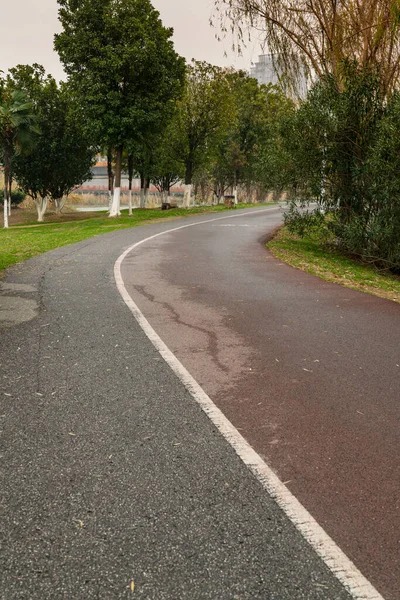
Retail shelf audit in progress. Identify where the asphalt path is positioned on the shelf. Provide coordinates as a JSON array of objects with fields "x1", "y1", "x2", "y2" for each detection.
[
  {"x1": 0, "y1": 206, "x2": 395, "y2": 599},
  {"x1": 119, "y1": 207, "x2": 399, "y2": 600}
]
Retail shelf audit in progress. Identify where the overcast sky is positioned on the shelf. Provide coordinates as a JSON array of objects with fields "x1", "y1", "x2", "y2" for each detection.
[{"x1": 0, "y1": 0, "x2": 261, "y2": 81}]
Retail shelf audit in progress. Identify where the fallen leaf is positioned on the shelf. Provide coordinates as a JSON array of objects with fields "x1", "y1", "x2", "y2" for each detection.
[{"x1": 130, "y1": 580, "x2": 135, "y2": 592}]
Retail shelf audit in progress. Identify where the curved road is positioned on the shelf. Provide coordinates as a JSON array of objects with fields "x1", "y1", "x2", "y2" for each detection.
[
  {"x1": 0, "y1": 206, "x2": 398, "y2": 599},
  {"x1": 120, "y1": 207, "x2": 400, "y2": 600}
]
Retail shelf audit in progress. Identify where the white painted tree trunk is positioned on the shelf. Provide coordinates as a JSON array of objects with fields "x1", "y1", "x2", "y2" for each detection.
[
  {"x1": 109, "y1": 187, "x2": 121, "y2": 217},
  {"x1": 3, "y1": 198, "x2": 9, "y2": 229},
  {"x1": 144, "y1": 188, "x2": 149, "y2": 207},
  {"x1": 109, "y1": 146, "x2": 122, "y2": 217},
  {"x1": 54, "y1": 197, "x2": 66, "y2": 214},
  {"x1": 183, "y1": 184, "x2": 192, "y2": 208},
  {"x1": 233, "y1": 187, "x2": 238, "y2": 205},
  {"x1": 35, "y1": 196, "x2": 48, "y2": 222},
  {"x1": 140, "y1": 188, "x2": 145, "y2": 209},
  {"x1": 128, "y1": 190, "x2": 133, "y2": 216}
]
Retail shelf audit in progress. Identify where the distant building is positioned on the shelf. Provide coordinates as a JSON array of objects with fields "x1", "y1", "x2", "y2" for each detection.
[
  {"x1": 250, "y1": 53, "x2": 308, "y2": 98},
  {"x1": 250, "y1": 54, "x2": 281, "y2": 87}
]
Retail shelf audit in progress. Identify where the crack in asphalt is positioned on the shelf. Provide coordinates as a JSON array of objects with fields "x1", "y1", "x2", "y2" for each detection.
[{"x1": 133, "y1": 283, "x2": 230, "y2": 375}]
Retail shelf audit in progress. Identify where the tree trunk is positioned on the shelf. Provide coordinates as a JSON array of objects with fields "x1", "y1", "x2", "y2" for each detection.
[
  {"x1": 183, "y1": 184, "x2": 192, "y2": 208},
  {"x1": 140, "y1": 173, "x2": 145, "y2": 209},
  {"x1": 8, "y1": 172, "x2": 12, "y2": 216},
  {"x1": 183, "y1": 162, "x2": 193, "y2": 208},
  {"x1": 109, "y1": 145, "x2": 123, "y2": 217},
  {"x1": 3, "y1": 146, "x2": 11, "y2": 229},
  {"x1": 54, "y1": 197, "x2": 66, "y2": 214},
  {"x1": 128, "y1": 190, "x2": 133, "y2": 215},
  {"x1": 233, "y1": 170, "x2": 238, "y2": 205},
  {"x1": 166, "y1": 185, "x2": 171, "y2": 205},
  {"x1": 107, "y1": 148, "x2": 114, "y2": 212},
  {"x1": 144, "y1": 177, "x2": 150, "y2": 207},
  {"x1": 128, "y1": 154, "x2": 134, "y2": 216},
  {"x1": 34, "y1": 196, "x2": 48, "y2": 222},
  {"x1": 3, "y1": 197, "x2": 8, "y2": 229}
]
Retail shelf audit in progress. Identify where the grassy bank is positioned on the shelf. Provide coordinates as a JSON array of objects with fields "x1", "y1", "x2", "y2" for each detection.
[
  {"x1": 0, "y1": 203, "x2": 266, "y2": 274},
  {"x1": 268, "y1": 227, "x2": 400, "y2": 304}
]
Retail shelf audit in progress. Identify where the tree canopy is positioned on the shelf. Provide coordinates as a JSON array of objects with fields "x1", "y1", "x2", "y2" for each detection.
[
  {"x1": 55, "y1": 0, "x2": 185, "y2": 215},
  {"x1": 8, "y1": 64, "x2": 96, "y2": 221},
  {"x1": 0, "y1": 82, "x2": 39, "y2": 227}
]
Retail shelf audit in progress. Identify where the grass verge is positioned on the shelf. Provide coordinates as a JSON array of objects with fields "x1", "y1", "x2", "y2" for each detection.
[
  {"x1": 267, "y1": 227, "x2": 400, "y2": 304},
  {"x1": 0, "y1": 204, "x2": 268, "y2": 274}
]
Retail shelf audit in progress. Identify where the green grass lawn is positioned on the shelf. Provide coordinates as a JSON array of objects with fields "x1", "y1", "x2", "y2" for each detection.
[
  {"x1": 268, "y1": 227, "x2": 400, "y2": 303},
  {"x1": 0, "y1": 203, "x2": 267, "y2": 274}
]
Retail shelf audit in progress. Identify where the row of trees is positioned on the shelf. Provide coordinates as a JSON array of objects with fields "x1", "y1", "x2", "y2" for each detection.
[
  {"x1": 1, "y1": 0, "x2": 292, "y2": 228},
  {"x1": 4, "y1": 0, "x2": 398, "y2": 267},
  {"x1": 127, "y1": 62, "x2": 292, "y2": 208},
  {"x1": 212, "y1": 1, "x2": 400, "y2": 268}
]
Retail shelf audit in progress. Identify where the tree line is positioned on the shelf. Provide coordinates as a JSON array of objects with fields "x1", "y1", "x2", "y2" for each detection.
[
  {"x1": 213, "y1": 0, "x2": 400, "y2": 269},
  {"x1": 0, "y1": 0, "x2": 291, "y2": 229},
  {"x1": 2, "y1": 0, "x2": 398, "y2": 269}
]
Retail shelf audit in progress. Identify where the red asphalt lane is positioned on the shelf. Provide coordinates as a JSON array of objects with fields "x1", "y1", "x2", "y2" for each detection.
[{"x1": 121, "y1": 209, "x2": 400, "y2": 600}]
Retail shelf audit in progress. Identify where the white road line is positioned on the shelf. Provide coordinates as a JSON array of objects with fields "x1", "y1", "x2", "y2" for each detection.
[{"x1": 114, "y1": 208, "x2": 384, "y2": 600}]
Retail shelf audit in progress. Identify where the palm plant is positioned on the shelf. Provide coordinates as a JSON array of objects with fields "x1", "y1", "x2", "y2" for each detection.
[{"x1": 0, "y1": 89, "x2": 39, "y2": 228}]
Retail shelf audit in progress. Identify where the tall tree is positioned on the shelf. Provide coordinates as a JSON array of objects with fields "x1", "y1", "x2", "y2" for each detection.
[
  {"x1": 8, "y1": 64, "x2": 96, "y2": 221},
  {"x1": 151, "y1": 129, "x2": 184, "y2": 203},
  {"x1": 169, "y1": 61, "x2": 234, "y2": 207},
  {"x1": 0, "y1": 87, "x2": 39, "y2": 228},
  {"x1": 213, "y1": 0, "x2": 400, "y2": 94},
  {"x1": 209, "y1": 72, "x2": 293, "y2": 203},
  {"x1": 55, "y1": 0, "x2": 185, "y2": 217}
]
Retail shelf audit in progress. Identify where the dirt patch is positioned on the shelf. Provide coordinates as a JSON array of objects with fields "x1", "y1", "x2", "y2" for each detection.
[{"x1": 6, "y1": 208, "x2": 103, "y2": 227}]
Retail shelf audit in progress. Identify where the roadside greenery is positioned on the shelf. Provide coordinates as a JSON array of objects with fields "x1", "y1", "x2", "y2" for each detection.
[
  {"x1": 214, "y1": 2, "x2": 400, "y2": 272},
  {"x1": 279, "y1": 62, "x2": 400, "y2": 270}
]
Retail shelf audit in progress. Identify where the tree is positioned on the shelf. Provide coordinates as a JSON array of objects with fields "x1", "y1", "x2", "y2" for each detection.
[
  {"x1": 151, "y1": 130, "x2": 184, "y2": 203},
  {"x1": 0, "y1": 87, "x2": 39, "y2": 228},
  {"x1": 281, "y1": 61, "x2": 400, "y2": 268},
  {"x1": 212, "y1": 72, "x2": 293, "y2": 202},
  {"x1": 55, "y1": 0, "x2": 185, "y2": 217},
  {"x1": 168, "y1": 61, "x2": 234, "y2": 207},
  {"x1": 8, "y1": 65, "x2": 96, "y2": 221},
  {"x1": 213, "y1": 0, "x2": 400, "y2": 95}
]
